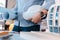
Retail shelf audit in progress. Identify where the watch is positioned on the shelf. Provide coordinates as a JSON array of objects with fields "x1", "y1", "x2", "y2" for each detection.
[
  {"x1": 40, "y1": 12, "x2": 47, "y2": 19},
  {"x1": 40, "y1": 12, "x2": 45, "y2": 18}
]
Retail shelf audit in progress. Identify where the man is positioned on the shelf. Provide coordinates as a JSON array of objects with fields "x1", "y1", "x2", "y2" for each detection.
[{"x1": 0, "y1": 0, "x2": 55, "y2": 32}]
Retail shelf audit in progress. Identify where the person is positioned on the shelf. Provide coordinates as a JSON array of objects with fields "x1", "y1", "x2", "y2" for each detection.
[{"x1": 0, "y1": 0, "x2": 55, "y2": 32}]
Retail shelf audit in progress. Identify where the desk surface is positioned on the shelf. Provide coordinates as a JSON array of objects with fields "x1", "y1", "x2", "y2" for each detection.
[
  {"x1": 0, "y1": 32, "x2": 24, "y2": 40},
  {"x1": 20, "y1": 32, "x2": 60, "y2": 40},
  {"x1": 0, "y1": 32, "x2": 60, "y2": 40}
]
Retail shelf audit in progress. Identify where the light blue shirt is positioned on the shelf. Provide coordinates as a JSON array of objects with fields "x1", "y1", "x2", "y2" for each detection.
[{"x1": 0, "y1": 0, "x2": 55, "y2": 27}]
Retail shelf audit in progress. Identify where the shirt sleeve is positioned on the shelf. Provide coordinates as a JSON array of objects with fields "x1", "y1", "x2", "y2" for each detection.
[
  {"x1": 42, "y1": 0, "x2": 55, "y2": 10},
  {"x1": 0, "y1": 7, "x2": 17, "y2": 20}
]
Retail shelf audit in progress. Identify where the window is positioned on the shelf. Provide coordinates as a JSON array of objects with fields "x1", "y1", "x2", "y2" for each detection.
[
  {"x1": 49, "y1": 20, "x2": 52, "y2": 25},
  {"x1": 57, "y1": 6, "x2": 60, "y2": 12},
  {"x1": 49, "y1": 14, "x2": 53, "y2": 19},
  {"x1": 55, "y1": 20, "x2": 58, "y2": 26},
  {"x1": 51, "y1": 7, "x2": 54, "y2": 13}
]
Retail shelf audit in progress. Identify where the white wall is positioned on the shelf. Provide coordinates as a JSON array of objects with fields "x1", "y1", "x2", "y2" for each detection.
[{"x1": 7, "y1": 0, "x2": 16, "y2": 9}]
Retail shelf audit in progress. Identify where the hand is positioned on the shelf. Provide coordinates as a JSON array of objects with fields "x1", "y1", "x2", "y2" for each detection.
[
  {"x1": 41, "y1": 9, "x2": 48, "y2": 15},
  {"x1": 31, "y1": 12, "x2": 42, "y2": 23},
  {"x1": 31, "y1": 9, "x2": 48, "y2": 23}
]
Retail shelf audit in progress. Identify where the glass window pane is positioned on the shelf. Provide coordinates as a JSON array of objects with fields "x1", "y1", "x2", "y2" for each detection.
[
  {"x1": 49, "y1": 14, "x2": 53, "y2": 19},
  {"x1": 54, "y1": 27, "x2": 58, "y2": 33},
  {"x1": 56, "y1": 12, "x2": 58, "y2": 19},
  {"x1": 49, "y1": 27, "x2": 53, "y2": 32},
  {"x1": 55, "y1": 20, "x2": 58, "y2": 25},
  {"x1": 49, "y1": 20, "x2": 52, "y2": 25},
  {"x1": 51, "y1": 7, "x2": 54, "y2": 13},
  {"x1": 57, "y1": 6, "x2": 60, "y2": 12}
]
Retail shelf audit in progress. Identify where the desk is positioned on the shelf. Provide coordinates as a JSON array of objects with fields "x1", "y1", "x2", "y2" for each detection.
[
  {"x1": 20, "y1": 32, "x2": 60, "y2": 40},
  {"x1": 0, "y1": 32, "x2": 60, "y2": 40},
  {"x1": 0, "y1": 32, "x2": 25, "y2": 40}
]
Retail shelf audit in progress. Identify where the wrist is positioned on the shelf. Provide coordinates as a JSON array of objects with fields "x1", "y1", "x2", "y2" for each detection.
[
  {"x1": 40, "y1": 9, "x2": 48, "y2": 19},
  {"x1": 41, "y1": 9, "x2": 48, "y2": 15}
]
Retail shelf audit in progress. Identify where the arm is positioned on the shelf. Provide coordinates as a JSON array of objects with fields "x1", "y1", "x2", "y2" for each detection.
[
  {"x1": 0, "y1": 6, "x2": 17, "y2": 20},
  {"x1": 31, "y1": 0, "x2": 55, "y2": 23}
]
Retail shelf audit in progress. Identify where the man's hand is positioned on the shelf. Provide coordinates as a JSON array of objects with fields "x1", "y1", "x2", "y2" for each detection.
[
  {"x1": 31, "y1": 9, "x2": 48, "y2": 23},
  {"x1": 41, "y1": 9, "x2": 48, "y2": 15},
  {"x1": 31, "y1": 12, "x2": 42, "y2": 23}
]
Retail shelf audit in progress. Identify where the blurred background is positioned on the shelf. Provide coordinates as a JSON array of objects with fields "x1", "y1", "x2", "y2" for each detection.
[{"x1": 0, "y1": 0, "x2": 60, "y2": 40}]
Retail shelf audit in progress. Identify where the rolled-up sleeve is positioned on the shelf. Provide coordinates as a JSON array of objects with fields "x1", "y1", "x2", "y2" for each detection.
[
  {"x1": 42, "y1": 0, "x2": 55, "y2": 10},
  {"x1": 0, "y1": 7, "x2": 17, "y2": 20}
]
